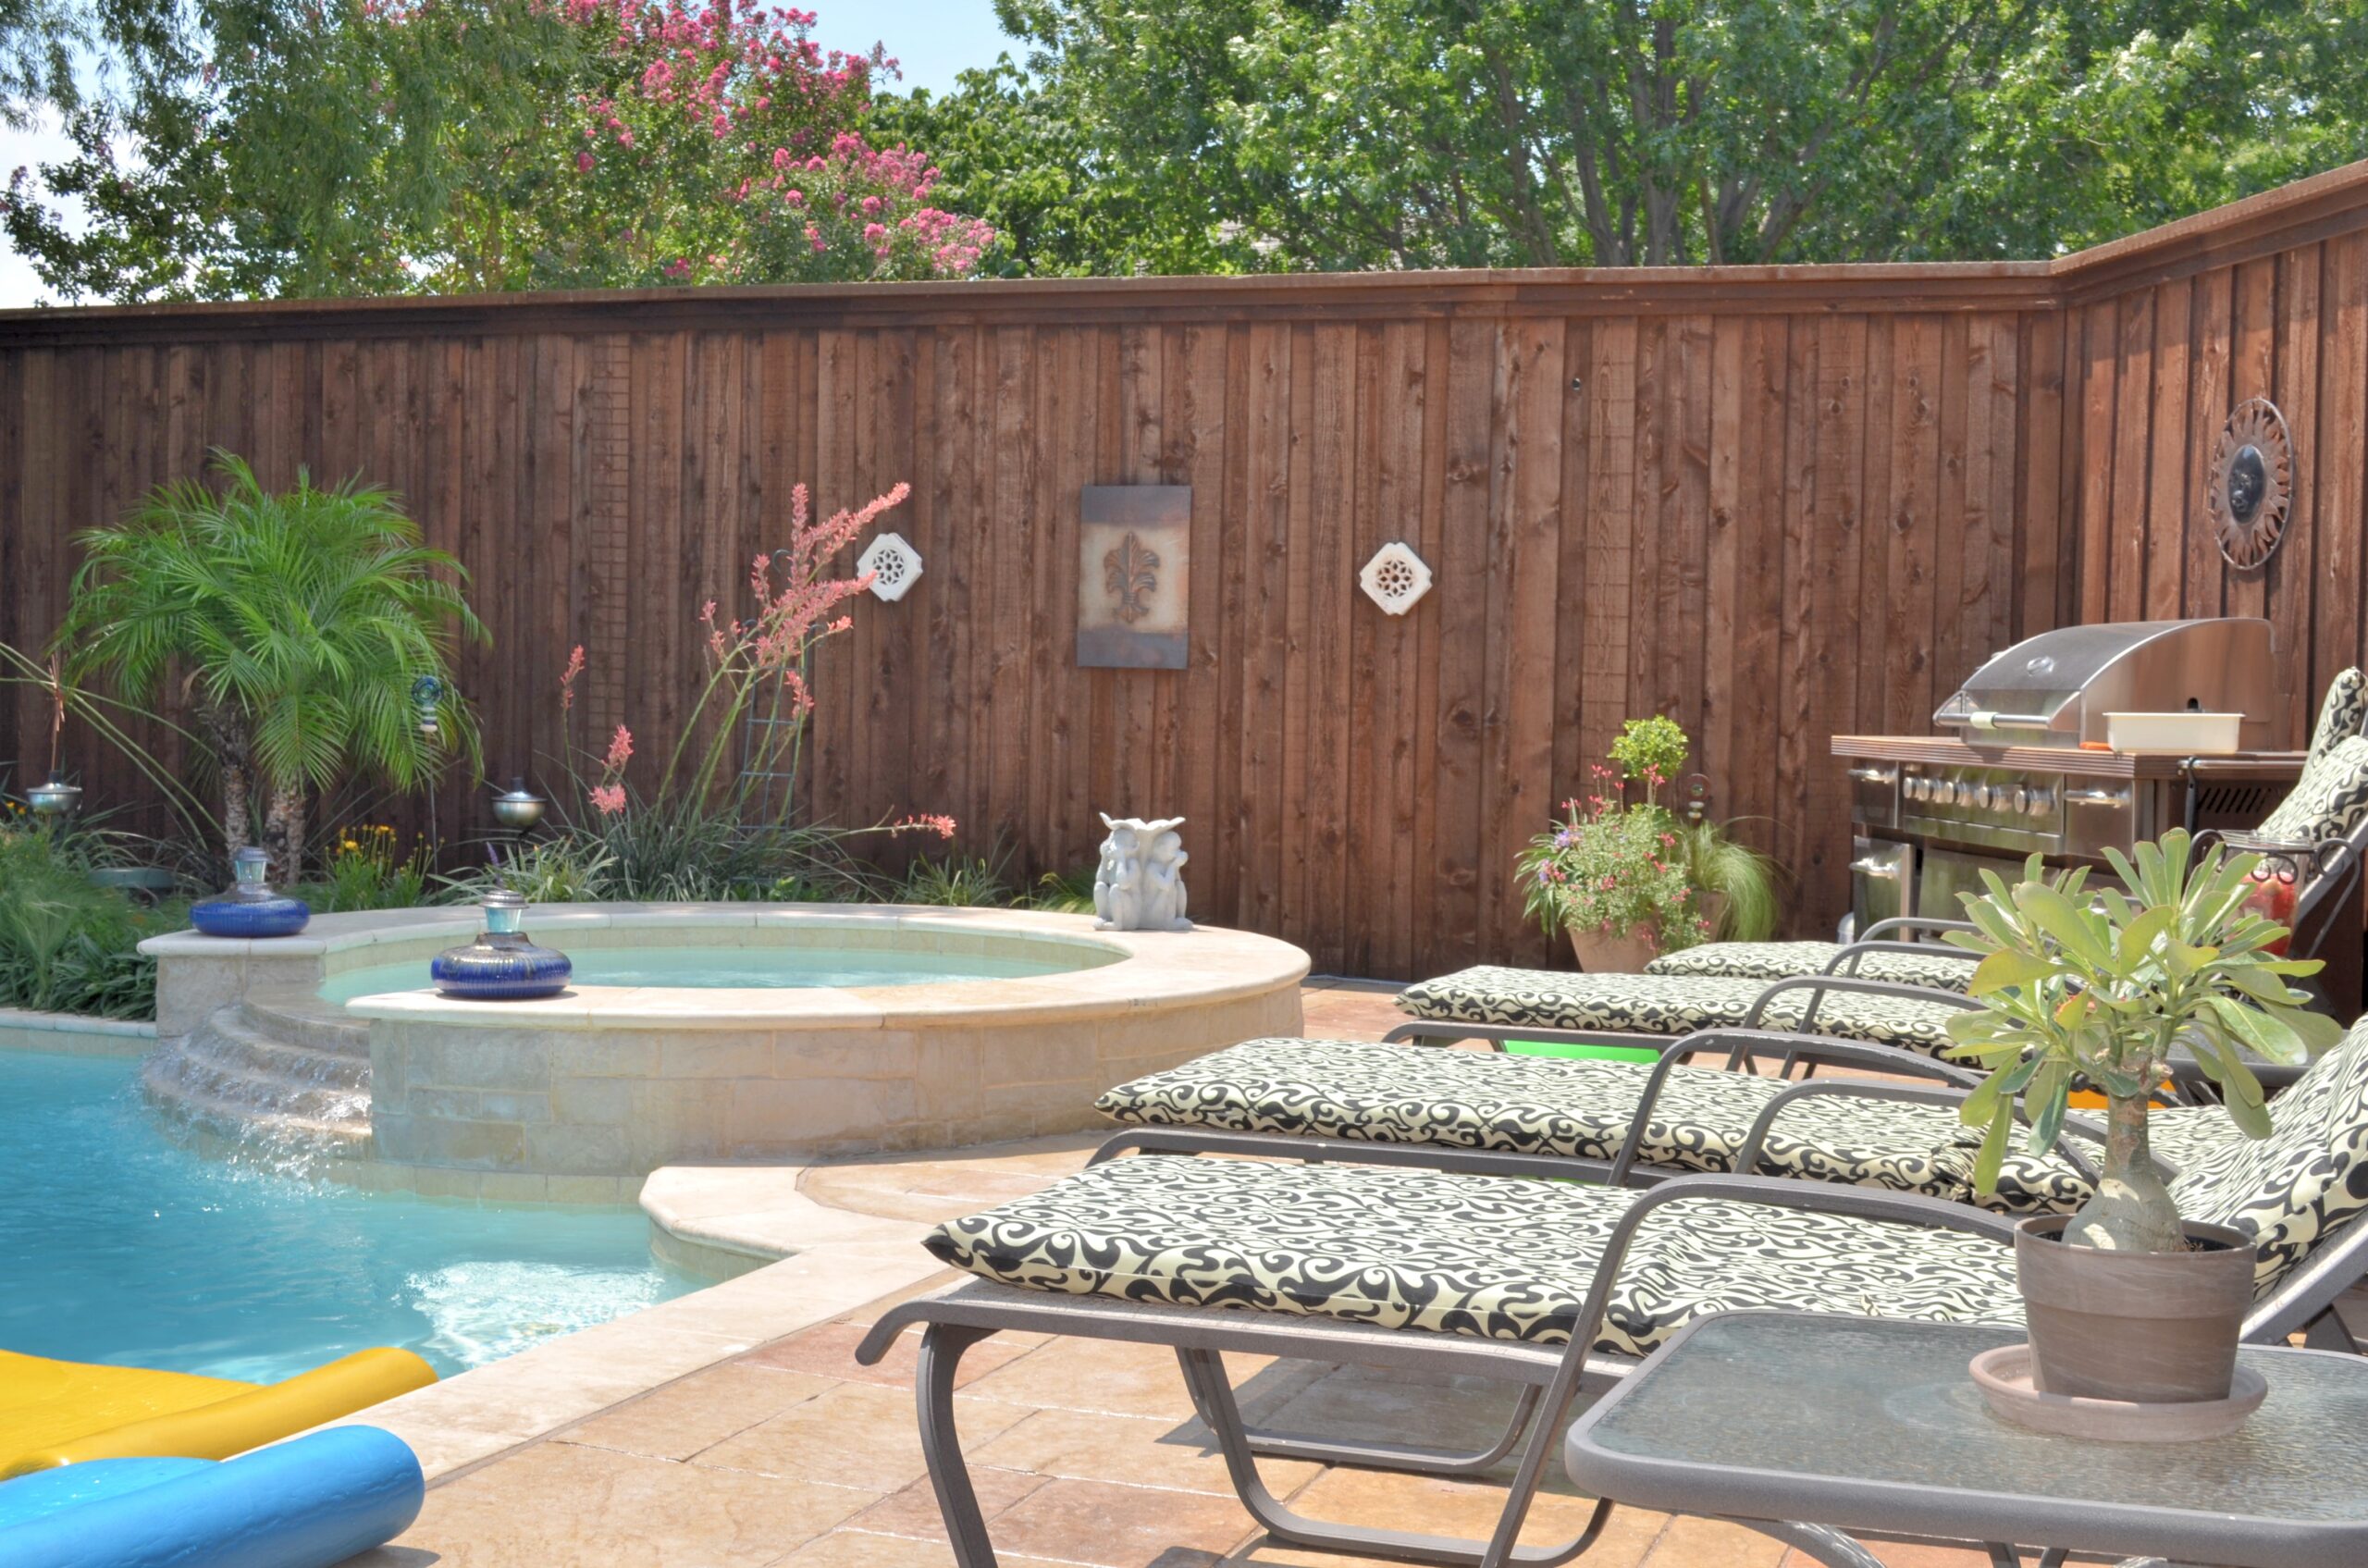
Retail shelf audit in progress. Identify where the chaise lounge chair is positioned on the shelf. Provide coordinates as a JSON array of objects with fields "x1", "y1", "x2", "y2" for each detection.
[
  {"x1": 1390, "y1": 968, "x2": 1977, "y2": 1057},
  {"x1": 868, "y1": 1015, "x2": 2368, "y2": 1568},
  {"x1": 1094, "y1": 1028, "x2": 2165, "y2": 1216}
]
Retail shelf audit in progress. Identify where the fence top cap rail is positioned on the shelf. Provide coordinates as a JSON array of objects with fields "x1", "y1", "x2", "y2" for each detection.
[
  {"x1": 0, "y1": 260, "x2": 2056, "y2": 342},
  {"x1": 2, "y1": 154, "x2": 2365, "y2": 341}
]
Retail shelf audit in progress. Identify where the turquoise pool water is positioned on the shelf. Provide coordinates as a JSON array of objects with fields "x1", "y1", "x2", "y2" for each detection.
[
  {"x1": 318, "y1": 943, "x2": 1100, "y2": 1003},
  {"x1": 0, "y1": 1051, "x2": 694, "y2": 1382}
]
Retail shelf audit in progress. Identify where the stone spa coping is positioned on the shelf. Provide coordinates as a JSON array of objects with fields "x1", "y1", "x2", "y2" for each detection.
[{"x1": 143, "y1": 902, "x2": 1310, "y2": 1031}]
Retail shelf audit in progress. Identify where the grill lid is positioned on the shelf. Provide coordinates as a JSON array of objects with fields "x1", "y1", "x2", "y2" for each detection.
[{"x1": 1933, "y1": 618, "x2": 2285, "y2": 748}]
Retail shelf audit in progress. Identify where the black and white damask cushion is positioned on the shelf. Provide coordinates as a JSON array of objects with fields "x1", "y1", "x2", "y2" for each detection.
[
  {"x1": 2164, "y1": 1017, "x2": 2368, "y2": 1291},
  {"x1": 1923, "y1": 1019, "x2": 2368, "y2": 1292},
  {"x1": 1396, "y1": 966, "x2": 1966, "y2": 1056},
  {"x1": 1099, "y1": 1036, "x2": 2101, "y2": 1213},
  {"x1": 924, "y1": 1154, "x2": 2025, "y2": 1357},
  {"x1": 1646, "y1": 941, "x2": 1975, "y2": 993},
  {"x1": 1927, "y1": 1105, "x2": 2244, "y2": 1218},
  {"x1": 2255, "y1": 735, "x2": 2368, "y2": 844},
  {"x1": 1096, "y1": 1035, "x2": 2011, "y2": 1205},
  {"x1": 2307, "y1": 668, "x2": 2368, "y2": 762}
]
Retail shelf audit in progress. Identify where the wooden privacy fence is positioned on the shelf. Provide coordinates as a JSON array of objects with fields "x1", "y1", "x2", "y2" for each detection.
[{"x1": 6, "y1": 160, "x2": 2368, "y2": 978}]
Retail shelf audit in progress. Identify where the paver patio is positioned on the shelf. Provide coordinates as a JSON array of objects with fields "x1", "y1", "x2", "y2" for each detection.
[{"x1": 339, "y1": 981, "x2": 2124, "y2": 1568}]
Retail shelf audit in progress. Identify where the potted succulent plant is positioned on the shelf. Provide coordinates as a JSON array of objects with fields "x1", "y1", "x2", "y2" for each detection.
[{"x1": 1945, "y1": 831, "x2": 2341, "y2": 1405}]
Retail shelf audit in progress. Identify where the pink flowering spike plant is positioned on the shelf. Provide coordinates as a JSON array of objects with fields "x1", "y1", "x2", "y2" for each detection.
[
  {"x1": 518, "y1": 475, "x2": 957, "y2": 902},
  {"x1": 660, "y1": 479, "x2": 912, "y2": 810}
]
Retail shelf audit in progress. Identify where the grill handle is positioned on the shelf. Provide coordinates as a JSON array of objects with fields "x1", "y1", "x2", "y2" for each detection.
[
  {"x1": 1962, "y1": 710, "x2": 2060, "y2": 731},
  {"x1": 1849, "y1": 857, "x2": 1903, "y2": 880},
  {"x1": 2063, "y1": 786, "x2": 2128, "y2": 806}
]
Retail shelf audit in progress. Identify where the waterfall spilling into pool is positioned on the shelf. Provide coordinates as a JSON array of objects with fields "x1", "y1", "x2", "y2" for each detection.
[{"x1": 144, "y1": 991, "x2": 375, "y2": 1173}]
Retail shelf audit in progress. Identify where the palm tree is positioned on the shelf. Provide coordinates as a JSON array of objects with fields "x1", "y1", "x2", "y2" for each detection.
[{"x1": 55, "y1": 451, "x2": 487, "y2": 879}]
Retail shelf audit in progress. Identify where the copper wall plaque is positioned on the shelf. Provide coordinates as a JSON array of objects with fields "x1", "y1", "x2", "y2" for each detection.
[
  {"x1": 1077, "y1": 486, "x2": 1190, "y2": 669},
  {"x1": 2206, "y1": 398, "x2": 2293, "y2": 569}
]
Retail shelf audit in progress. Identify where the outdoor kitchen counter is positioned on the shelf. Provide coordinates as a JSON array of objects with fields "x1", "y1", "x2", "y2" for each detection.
[{"x1": 1832, "y1": 735, "x2": 2306, "y2": 779}]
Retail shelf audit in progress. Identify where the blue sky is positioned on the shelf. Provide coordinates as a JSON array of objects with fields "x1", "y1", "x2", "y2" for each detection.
[{"x1": 0, "y1": 0, "x2": 1023, "y2": 308}]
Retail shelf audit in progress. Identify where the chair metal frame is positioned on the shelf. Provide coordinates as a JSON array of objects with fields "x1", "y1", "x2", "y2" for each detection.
[
  {"x1": 1381, "y1": 970, "x2": 1981, "y2": 1056},
  {"x1": 860, "y1": 1157, "x2": 2368, "y2": 1568}
]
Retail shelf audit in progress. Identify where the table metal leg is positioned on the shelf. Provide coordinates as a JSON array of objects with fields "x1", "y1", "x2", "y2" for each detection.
[{"x1": 1717, "y1": 1518, "x2": 1889, "y2": 1568}]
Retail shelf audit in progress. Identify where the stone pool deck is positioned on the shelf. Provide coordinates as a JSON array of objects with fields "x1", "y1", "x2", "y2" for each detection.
[{"x1": 332, "y1": 981, "x2": 2137, "y2": 1568}]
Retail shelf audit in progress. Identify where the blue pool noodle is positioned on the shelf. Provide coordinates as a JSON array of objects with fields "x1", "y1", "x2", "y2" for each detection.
[{"x1": 0, "y1": 1426, "x2": 424, "y2": 1568}]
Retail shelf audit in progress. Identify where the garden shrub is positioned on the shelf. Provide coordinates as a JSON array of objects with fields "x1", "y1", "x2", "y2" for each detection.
[{"x1": 0, "y1": 827, "x2": 183, "y2": 1019}]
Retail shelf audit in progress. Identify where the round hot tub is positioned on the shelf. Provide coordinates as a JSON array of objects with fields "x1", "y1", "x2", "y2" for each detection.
[{"x1": 140, "y1": 904, "x2": 1308, "y2": 1193}]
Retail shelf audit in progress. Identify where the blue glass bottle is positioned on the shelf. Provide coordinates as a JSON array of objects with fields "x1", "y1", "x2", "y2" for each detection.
[
  {"x1": 189, "y1": 846, "x2": 312, "y2": 938},
  {"x1": 430, "y1": 891, "x2": 573, "y2": 1000}
]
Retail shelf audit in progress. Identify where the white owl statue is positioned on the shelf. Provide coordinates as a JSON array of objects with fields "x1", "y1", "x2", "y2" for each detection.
[{"x1": 1092, "y1": 814, "x2": 1191, "y2": 932}]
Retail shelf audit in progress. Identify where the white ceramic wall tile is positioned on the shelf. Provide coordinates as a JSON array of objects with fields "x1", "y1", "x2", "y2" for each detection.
[
  {"x1": 857, "y1": 531, "x2": 923, "y2": 601},
  {"x1": 1359, "y1": 540, "x2": 1433, "y2": 614}
]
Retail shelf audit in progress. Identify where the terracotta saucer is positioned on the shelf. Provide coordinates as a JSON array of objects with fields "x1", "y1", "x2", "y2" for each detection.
[{"x1": 1967, "y1": 1342, "x2": 2266, "y2": 1441}]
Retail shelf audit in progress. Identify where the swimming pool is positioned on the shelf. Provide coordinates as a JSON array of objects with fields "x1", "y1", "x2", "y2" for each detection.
[
  {"x1": 0, "y1": 1050, "x2": 694, "y2": 1382},
  {"x1": 317, "y1": 943, "x2": 1091, "y2": 1003}
]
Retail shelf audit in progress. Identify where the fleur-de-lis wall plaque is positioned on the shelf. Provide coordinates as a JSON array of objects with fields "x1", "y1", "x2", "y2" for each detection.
[
  {"x1": 1104, "y1": 532, "x2": 1161, "y2": 623},
  {"x1": 1078, "y1": 486, "x2": 1190, "y2": 669}
]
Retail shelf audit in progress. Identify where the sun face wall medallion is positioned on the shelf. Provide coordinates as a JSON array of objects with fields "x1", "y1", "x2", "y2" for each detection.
[{"x1": 2206, "y1": 398, "x2": 2294, "y2": 570}]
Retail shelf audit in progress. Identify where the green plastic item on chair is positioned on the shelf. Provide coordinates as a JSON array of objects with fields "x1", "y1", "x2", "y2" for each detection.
[{"x1": 1503, "y1": 1039, "x2": 1660, "y2": 1064}]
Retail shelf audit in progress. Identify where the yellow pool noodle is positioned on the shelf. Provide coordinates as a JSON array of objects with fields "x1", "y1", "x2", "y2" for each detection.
[{"x1": 0, "y1": 1347, "x2": 436, "y2": 1477}]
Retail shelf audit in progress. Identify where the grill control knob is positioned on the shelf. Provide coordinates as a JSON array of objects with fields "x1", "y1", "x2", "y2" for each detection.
[
  {"x1": 1905, "y1": 777, "x2": 1925, "y2": 802},
  {"x1": 2027, "y1": 788, "x2": 2054, "y2": 816},
  {"x1": 2011, "y1": 786, "x2": 2030, "y2": 814},
  {"x1": 1969, "y1": 784, "x2": 1992, "y2": 809},
  {"x1": 1935, "y1": 780, "x2": 1957, "y2": 807}
]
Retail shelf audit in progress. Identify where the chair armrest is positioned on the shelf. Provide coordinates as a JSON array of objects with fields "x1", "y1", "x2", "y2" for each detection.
[
  {"x1": 1379, "y1": 1020, "x2": 1691, "y2": 1053},
  {"x1": 1731, "y1": 1080, "x2": 2106, "y2": 1189},
  {"x1": 1857, "y1": 916, "x2": 1978, "y2": 944},
  {"x1": 1603, "y1": 1028, "x2": 1983, "y2": 1184},
  {"x1": 1563, "y1": 1174, "x2": 2023, "y2": 1360},
  {"x1": 1823, "y1": 940, "x2": 1978, "y2": 978},
  {"x1": 1740, "y1": 973, "x2": 1980, "y2": 1035}
]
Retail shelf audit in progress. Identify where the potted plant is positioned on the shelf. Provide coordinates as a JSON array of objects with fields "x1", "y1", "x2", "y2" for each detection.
[
  {"x1": 1518, "y1": 787, "x2": 1703, "y2": 971},
  {"x1": 1518, "y1": 717, "x2": 1782, "y2": 969},
  {"x1": 1946, "y1": 830, "x2": 2342, "y2": 1405}
]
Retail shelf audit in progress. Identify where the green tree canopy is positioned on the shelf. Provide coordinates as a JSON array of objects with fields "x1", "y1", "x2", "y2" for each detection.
[
  {"x1": 5, "y1": 0, "x2": 994, "y2": 302},
  {"x1": 887, "y1": 0, "x2": 2368, "y2": 276}
]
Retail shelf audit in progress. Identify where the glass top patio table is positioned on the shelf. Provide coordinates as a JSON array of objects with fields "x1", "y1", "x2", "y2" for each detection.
[{"x1": 1562, "y1": 1311, "x2": 2368, "y2": 1568}]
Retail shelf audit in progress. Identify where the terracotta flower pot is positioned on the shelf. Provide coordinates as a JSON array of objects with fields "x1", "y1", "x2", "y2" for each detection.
[
  {"x1": 1567, "y1": 926, "x2": 1660, "y2": 973},
  {"x1": 2013, "y1": 1215, "x2": 2259, "y2": 1404}
]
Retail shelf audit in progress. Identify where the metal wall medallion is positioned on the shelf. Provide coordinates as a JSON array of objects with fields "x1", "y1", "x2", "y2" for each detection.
[
  {"x1": 2206, "y1": 398, "x2": 2294, "y2": 569},
  {"x1": 1077, "y1": 486, "x2": 1190, "y2": 669}
]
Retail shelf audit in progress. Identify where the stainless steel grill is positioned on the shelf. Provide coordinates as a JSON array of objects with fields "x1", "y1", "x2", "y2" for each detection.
[
  {"x1": 1832, "y1": 619, "x2": 2303, "y2": 941},
  {"x1": 1931, "y1": 618, "x2": 2282, "y2": 750}
]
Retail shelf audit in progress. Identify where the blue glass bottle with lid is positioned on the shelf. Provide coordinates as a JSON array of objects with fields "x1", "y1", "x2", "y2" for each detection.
[
  {"x1": 189, "y1": 846, "x2": 312, "y2": 938},
  {"x1": 430, "y1": 890, "x2": 574, "y2": 1000}
]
